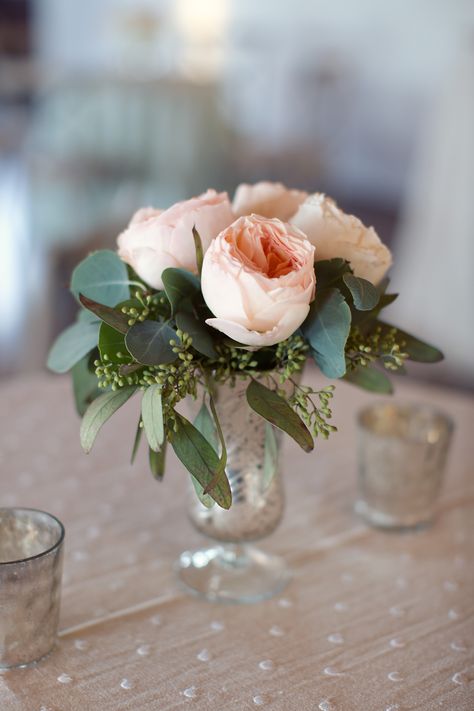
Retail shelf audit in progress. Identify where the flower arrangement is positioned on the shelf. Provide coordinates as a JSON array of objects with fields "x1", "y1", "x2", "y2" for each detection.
[{"x1": 48, "y1": 182, "x2": 442, "y2": 510}]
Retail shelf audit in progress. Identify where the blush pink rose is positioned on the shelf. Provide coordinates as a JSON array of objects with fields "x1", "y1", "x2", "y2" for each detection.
[
  {"x1": 201, "y1": 214, "x2": 316, "y2": 347},
  {"x1": 117, "y1": 189, "x2": 234, "y2": 290},
  {"x1": 290, "y1": 193, "x2": 392, "y2": 284},
  {"x1": 232, "y1": 181, "x2": 308, "y2": 221}
]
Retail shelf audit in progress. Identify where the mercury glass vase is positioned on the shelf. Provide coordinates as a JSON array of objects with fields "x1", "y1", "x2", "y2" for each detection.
[{"x1": 176, "y1": 376, "x2": 291, "y2": 603}]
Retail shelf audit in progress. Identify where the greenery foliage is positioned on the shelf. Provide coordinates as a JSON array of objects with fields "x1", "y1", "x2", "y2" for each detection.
[{"x1": 48, "y1": 248, "x2": 443, "y2": 509}]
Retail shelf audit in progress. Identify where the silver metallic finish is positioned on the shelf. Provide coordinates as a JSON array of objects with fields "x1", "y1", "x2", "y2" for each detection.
[
  {"x1": 187, "y1": 377, "x2": 285, "y2": 542},
  {"x1": 0, "y1": 508, "x2": 64, "y2": 668},
  {"x1": 356, "y1": 402, "x2": 453, "y2": 529}
]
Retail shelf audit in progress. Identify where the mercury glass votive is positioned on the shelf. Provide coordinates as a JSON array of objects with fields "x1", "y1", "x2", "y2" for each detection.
[
  {"x1": 355, "y1": 402, "x2": 453, "y2": 529},
  {"x1": 0, "y1": 508, "x2": 64, "y2": 668}
]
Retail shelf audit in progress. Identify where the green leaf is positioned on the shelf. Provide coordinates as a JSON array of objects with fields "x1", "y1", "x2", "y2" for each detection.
[
  {"x1": 141, "y1": 385, "x2": 164, "y2": 452},
  {"x1": 125, "y1": 320, "x2": 178, "y2": 365},
  {"x1": 302, "y1": 288, "x2": 351, "y2": 378},
  {"x1": 71, "y1": 250, "x2": 131, "y2": 307},
  {"x1": 202, "y1": 391, "x2": 228, "y2": 495},
  {"x1": 378, "y1": 322, "x2": 444, "y2": 363},
  {"x1": 343, "y1": 274, "x2": 379, "y2": 311},
  {"x1": 161, "y1": 268, "x2": 200, "y2": 315},
  {"x1": 344, "y1": 365, "x2": 393, "y2": 393},
  {"x1": 192, "y1": 226, "x2": 204, "y2": 275},
  {"x1": 192, "y1": 402, "x2": 218, "y2": 508},
  {"x1": 246, "y1": 380, "x2": 313, "y2": 453},
  {"x1": 171, "y1": 413, "x2": 232, "y2": 509},
  {"x1": 99, "y1": 322, "x2": 131, "y2": 364},
  {"x1": 263, "y1": 423, "x2": 278, "y2": 489},
  {"x1": 47, "y1": 320, "x2": 100, "y2": 373},
  {"x1": 315, "y1": 258, "x2": 352, "y2": 289},
  {"x1": 131, "y1": 418, "x2": 143, "y2": 464},
  {"x1": 149, "y1": 443, "x2": 166, "y2": 480},
  {"x1": 79, "y1": 294, "x2": 130, "y2": 333},
  {"x1": 175, "y1": 311, "x2": 217, "y2": 358},
  {"x1": 80, "y1": 386, "x2": 136, "y2": 453},
  {"x1": 71, "y1": 356, "x2": 101, "y2": 416}
]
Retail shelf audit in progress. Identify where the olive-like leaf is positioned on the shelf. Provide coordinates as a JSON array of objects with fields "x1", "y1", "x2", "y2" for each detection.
[
  {"x1": 342, "y1": 274, "x2": 379, "y2": 311},
  {"x1": 79, "y1": 294, "x2": 130, "y2": 333},
  {"x1": 192, "y1": 402, "x2": 218, "y2": 508},
  {"x1": 344, "y1": 365, "x2": 393, "y2": 393},
  {"x1": 149, "y1": 443, "x2": 166, "y2": 480},
  {"x1": 80, "y1": 386, "x2": 136, "y2": 453},
  {"x1": 125, "y1": 320, "x2": 178, "y2": 365},
  {"x1": 171, "y1": 413, "x2": 232, "y2": 509},
  {"x1": 141, "y1": 385, "x2": 164, "y2": 452},
  {"x1": 71, "y1": 250, "x2": 130, "y2": 307},
  {"x1": 131, "y1": 417, "x2": 143, "y2": 464},
  {"x1": 192, "y1": 226, "x2": 204, "y2": 275},
  {"x1": 246, "y1": 380, "x2": 313, "y2": 453},
  {"x1": 263, "y1": 423, "x2": 278, "y2": 489},
  {"x1": 378, "y1": 322, "x2": 444, "y2": 363},
  {"x1": 47, "y1": 320, "x2": 100, "y2": 373}
]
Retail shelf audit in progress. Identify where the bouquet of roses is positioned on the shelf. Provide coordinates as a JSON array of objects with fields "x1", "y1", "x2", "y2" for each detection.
[{"x1": 48, "y1": 182, "x2": 442, "y2": 509}]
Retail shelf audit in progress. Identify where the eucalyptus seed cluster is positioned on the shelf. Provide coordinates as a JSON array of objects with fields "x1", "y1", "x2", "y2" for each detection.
[
  {"x1": 275, "y1": 334, "x2": 309, "y2": 382},
  {"x1": 120, "y1": 290, "x2": 169, "y2": 327},
  {"x1": 212, "y1": 346, "x2": 260, "y2": 385},
  {"x1": 289, "y1": 383, "x2": 337, "y2": 440},
  {"x1": 346, "y1": 325, "x2": 409, "y2": 372}
]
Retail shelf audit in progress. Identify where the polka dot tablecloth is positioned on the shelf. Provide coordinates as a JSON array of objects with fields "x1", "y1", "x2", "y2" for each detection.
[{"x1": 0, "y1": 369, "x2": 473, "y2": 710}]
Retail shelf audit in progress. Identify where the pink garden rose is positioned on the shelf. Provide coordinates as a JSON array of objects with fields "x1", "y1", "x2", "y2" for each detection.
[
  {"x1": 232, "y1": 181, "x2": 308, "y2": 222},
  {"x1": 290, "y1": 193, "x2": 392, "y2": 284},
  {"x1": 117, "y1": 190, "x2": 234, "y2": 290},
  {"x1": 201, "y1": 214, "x2": 315, "y2": 347}
]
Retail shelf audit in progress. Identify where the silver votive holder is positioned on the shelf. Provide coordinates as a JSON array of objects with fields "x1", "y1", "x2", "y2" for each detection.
[
  {"x1": 0, "y1": 508, "x2": 65, "y2": 668},
  {"x1": 355, "y1": 402, "x2": 453, "y2": 529}
]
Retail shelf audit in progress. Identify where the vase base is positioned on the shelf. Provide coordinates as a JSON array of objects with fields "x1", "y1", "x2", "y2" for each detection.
[{"x1": 176, "y1": 544, "x2": 291, "y2": 604}]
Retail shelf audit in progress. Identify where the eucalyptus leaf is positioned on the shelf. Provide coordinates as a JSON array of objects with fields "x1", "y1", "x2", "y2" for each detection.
[
  {"x1": 80, "y1": 386, "x2": 136, "y2": 453},
  {"x1": 141, "y1": 385, "x2": 164, "y2": 452},
  {"x1": 79, "y1": 294, "x2": 129, "y2": 333},
  {"x1": 246, "y1": 380, "x2": 313, "y2": 452},
  {"x1": 202, "y1": 392, "x2": 227, "y2": 494},
  {"x1": 71, "y1": 356, "x2": 101, "y2": 416},
  {"x1": 171, "y1": 413, "x2": 232, "y2": 509},
  {"x1": 302, "y1": 288, "x2": 351, "y2": 378},
  {"x1": 71, "y1": 250, "x2": 131, "y2": 307},
  {"x1": 343, "y1": 274, "x2": 379, "y2": 311},
  {"x1": 125, "y1": 320, "x2": 178, "y2": 365},
  {"x1": 377, "y1": 322, "x2": 444, "y2": 363},
  {"x1": 149, "y1": 443, "x2": 166, "y2": 480},
  {"x1": 344, "y1": 365, "x2": 393, "y2": 394},
  {"x1": 176, "y1": 311, "x2": 217, "y2": 358},
  {"x1": 47, "y1": 320, "x2": 100, "y2": 373},
  {"x1": 161, "y1": 268, "x2": 200, "y2": 315},
  {"x1": 315, "y1": 259, "x2": 352, "y2": 289}
]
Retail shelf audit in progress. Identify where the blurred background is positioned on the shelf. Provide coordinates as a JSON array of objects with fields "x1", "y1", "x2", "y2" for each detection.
[{"x1": 1, "y1": 0, "x2": 473, "y2": 388}]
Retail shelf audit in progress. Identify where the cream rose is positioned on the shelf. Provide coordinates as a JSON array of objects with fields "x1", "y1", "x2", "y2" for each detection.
[
  {"x1": 117, "y1": 189, "x2": 234, "y2": 290},
  {"x1": 232, "y1": 181, "x2": 308, "y2": 222},
  {"x1": 290, "y1": 193, "x2": 392, "y2": 284},
  {"x1": 201, "y1": 214, "x2": 315, "y2": 347}
]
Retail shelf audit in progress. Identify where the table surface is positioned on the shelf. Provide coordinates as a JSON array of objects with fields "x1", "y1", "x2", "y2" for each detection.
[{"x1": 0, "y1": 368, "x2": 473, "y2": 711}]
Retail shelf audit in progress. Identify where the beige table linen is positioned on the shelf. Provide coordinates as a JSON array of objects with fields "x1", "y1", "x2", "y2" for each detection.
[{"x1": 0, "y1": 368, "x2": 473, "y2": 710}]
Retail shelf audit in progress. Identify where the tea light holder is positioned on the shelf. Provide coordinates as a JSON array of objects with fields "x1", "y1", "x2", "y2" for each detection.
[
  {"x1": 0, "y1": 508, "x2": 64, "y2": 668},
  {"x1": 355, "y1": 402, "x2": 453, "y2": 529}
]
